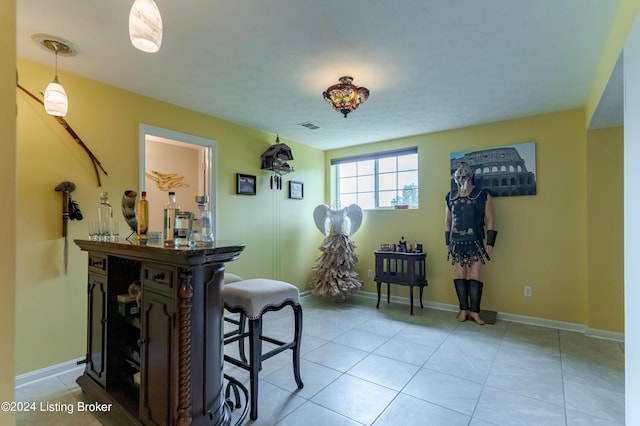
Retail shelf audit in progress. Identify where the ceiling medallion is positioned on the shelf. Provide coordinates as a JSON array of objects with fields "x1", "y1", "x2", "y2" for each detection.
[{"x1": 322, "y1": 76, "x2": 369, "y2": 118}]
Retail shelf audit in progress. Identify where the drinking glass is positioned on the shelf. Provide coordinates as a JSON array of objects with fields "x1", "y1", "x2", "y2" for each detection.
[
  {"x1": 99, "y1": 221, "x2": 111, "y2": 241},
  {"x1": 88, "y1": 221, "x2": 99, "y2": 241},
  {"x1": 110, "y1": 220, "x2": 119, "y2": 242}
]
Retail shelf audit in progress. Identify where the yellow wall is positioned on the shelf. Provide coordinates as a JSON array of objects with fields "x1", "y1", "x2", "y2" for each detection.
[
  {"x1": 327, "y1": 109, "x2": 623, "y2": 332},
  {"x1": 587, "y1": 127, "x2": 624, "y2": 331},
  {"x1": 12, "y1": 6, "x2": 629, "y2": 379},
  {"x1": 15, "y1": 58, "x2": 325, "y2": 374},
  {"x1": 1, "y1": 0, "x2": 17, "y2": 423}
]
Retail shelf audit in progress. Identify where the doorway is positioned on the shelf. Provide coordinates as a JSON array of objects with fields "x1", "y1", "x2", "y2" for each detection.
[{"x1": 138, "y1": 124, "x2": 217, "y2": 239}]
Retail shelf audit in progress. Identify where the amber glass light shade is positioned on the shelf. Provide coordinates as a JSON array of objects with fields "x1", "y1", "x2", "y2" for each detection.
[{"x1": 322, "y1": 76, "x2": 369, "y2": 118}]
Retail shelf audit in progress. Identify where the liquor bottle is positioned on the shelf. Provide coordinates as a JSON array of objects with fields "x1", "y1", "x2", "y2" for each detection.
[
  {"x1": 137, "y1": 191, "x2": 149, "y2": 242},
  {"x1": 97, "y1": 192, "x2": 113, "y2": 241},
  {"x1": 163, "y1": 191, "x2": 180, "y2": 246},
  {"x1": 174, "y1": 211, "x2": 193, "y2": 248},
  {"x1": 191, "y1": 195, "x2": 214, "y2": 247}
]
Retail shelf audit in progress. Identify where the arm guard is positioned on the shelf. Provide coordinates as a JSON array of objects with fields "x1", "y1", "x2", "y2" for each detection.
[
  {"x1": 486, "y1": 230, "x2": 498, "y2": 246},
  {"x1": 445, "y1": 230, "x2": 451, "y2": 246}
]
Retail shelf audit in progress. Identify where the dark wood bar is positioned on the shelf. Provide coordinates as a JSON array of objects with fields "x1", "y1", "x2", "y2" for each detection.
[{"x1": 74, "y1": 239, "x2": 245, "y2": 426}]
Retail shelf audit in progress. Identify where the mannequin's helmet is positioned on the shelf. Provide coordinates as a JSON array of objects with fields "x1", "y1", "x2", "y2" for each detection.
[{"x1": 453, "y1": 162, "x2": 475, "y2": 187}]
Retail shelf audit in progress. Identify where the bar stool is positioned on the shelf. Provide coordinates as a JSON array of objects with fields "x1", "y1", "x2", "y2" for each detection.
[
  {"x1": 222, "y1": 278, "x2": 304, "y2": 420},
  {"x1": 223, "y1": 273, "x2": 247, "y2": 361}
]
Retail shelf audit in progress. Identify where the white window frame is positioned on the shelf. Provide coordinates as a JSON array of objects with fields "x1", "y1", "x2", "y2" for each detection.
[{"x1": 330, "y1": 147, "x2": 419, "y2": 210}]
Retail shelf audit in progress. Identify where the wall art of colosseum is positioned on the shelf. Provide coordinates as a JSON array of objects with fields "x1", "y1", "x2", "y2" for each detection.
[{"x1": 450, "y1": 144, "x2": 536, "y2": 197}]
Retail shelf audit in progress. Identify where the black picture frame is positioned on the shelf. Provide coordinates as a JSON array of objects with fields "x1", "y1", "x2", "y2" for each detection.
[
  {"x1": 236, "y1": 173, "x2": 256, "y2": 195},
  {"x1": 289, "y1": 181, "x2": 304, "y2": 199}
]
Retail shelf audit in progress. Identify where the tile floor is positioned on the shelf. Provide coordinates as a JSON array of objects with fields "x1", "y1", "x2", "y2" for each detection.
[{"x1": 15, "y1": 295, "x2": 625, "y2": 425}]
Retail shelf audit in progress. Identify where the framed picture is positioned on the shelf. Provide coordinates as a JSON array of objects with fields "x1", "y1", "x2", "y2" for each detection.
[
  {"x1": 289, "y1": 181, "x2": 304, "y2": 199},
  {"x1": 450, "y1": 141, "x2": 537, "y2": 197},
  {"x1": 236, "y1": 173, "x2": 256, "y2": 195}
]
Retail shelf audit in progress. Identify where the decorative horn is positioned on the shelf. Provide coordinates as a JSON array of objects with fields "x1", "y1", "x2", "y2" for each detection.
[{"x1": 122, "y1": 190, "x2": 138, "y2": 240}]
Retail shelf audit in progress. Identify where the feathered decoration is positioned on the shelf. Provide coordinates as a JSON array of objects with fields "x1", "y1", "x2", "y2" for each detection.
[{"x1": 309, "y1": 204, "x2": 364, "y2": 299}]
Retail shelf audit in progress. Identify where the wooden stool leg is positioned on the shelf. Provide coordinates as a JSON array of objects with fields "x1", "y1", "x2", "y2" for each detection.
[
  {"x1": 237, "y1": 312, "x2": 247, "y2": 363},
  {"x1": 248, "y1": 317, "x2": 262, "y2": 420},
  {"x1": 292, "y1": 305, "x2": 304, "y2": 389}
]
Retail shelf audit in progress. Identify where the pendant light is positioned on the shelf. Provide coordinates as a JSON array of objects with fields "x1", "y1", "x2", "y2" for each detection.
[
  {"x1": 42, "y1": 40, "x2": 72, "y2": 117},
  {"x1": 129, "y1": 0, "x2": 163, "y2": 53}
]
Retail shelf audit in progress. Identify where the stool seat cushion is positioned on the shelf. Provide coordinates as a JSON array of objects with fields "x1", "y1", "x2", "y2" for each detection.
[
  {"x1": 223, "y1": 279, "x2": 300, "y2": 319},
  {"x1": 224, "y1": 273, "x2": 244, "y2": 284}
]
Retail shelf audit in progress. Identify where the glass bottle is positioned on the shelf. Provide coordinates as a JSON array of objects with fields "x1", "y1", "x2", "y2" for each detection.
[
  {"x1": 191, "y1": 195, "x2": 214, "y2": 247},
  {"x1": 97, "y1": 192, "x2": 113, "y2": 241},
  {"x1": 174, "y1": 211, "x2": 192, "y2": 248},
  {"x1": 137, "y1": 191, "x2": 149, "y2": 242},
  {"x1": 163, "y1": 191, "x2": 180, "y2": 246}
]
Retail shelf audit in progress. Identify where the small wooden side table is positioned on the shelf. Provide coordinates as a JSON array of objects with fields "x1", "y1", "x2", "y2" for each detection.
[{"x1": 374, "y1": 250, "x2": 428, "y2": 315}]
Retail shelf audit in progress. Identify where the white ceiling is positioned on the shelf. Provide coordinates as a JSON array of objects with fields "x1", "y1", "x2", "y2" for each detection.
[{"x1": 16, "y1": 0, "x2": 623, "y2": 151}]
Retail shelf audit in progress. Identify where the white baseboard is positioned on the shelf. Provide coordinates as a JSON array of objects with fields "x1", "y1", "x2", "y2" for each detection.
[
  {"x1": 15, "y1": 358, "x2": 84, "y2": 388},
  {"x1": 303, "y1": 290, "x2": 624, "y2": 343},
  {"x1": 585, "y1": 327, "x2": 625, "y2": 342}
]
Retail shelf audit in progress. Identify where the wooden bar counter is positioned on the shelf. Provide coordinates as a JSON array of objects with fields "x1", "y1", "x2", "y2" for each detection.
[{"x1": 74, "y1": 239, "x2": 245, "y2": 426}]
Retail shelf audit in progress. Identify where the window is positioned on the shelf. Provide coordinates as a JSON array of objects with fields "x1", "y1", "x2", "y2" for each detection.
[{"x1": 330, "y1": 147, "x2": 418, "y2": 209}]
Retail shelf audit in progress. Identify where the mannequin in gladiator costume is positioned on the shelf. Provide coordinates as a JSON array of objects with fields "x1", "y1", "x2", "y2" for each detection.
[{"x1": 445, "y1": 163, "x2": 497, "y2": 325}]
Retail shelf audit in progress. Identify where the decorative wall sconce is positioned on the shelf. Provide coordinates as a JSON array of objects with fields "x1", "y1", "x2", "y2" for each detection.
[
  {"x1": 129, "y1": 0, "x2": 163, "y2": 53},
  {"x1": 323, "y1": 76, "x2": 370, "y2": 118}
]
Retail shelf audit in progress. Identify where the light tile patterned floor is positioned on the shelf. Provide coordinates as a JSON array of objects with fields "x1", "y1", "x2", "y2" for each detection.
[{"x1": 15, "y1": 295, "x2": 625, "y2": 425}]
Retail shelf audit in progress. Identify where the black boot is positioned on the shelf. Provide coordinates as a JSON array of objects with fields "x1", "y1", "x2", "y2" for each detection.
[
  {"x1": 469, "y1": 279, "x2": 485, "y2": 325},
  {"x1": 453, "y1": 279, "x2": 470, "y2": 321},
  {"x1": 453, "y1": 279, "x2": 470, "y2": 310}
]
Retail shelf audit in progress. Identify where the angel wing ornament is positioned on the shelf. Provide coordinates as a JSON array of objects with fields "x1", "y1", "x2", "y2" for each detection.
[{"x1": 313, "y1": 204, "x2": 363, "y2": 236}]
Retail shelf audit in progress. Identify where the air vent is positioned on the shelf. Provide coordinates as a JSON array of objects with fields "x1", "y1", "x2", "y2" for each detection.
[{"x1": 299, "y1": 122, "x2": 320, "y2": 130}]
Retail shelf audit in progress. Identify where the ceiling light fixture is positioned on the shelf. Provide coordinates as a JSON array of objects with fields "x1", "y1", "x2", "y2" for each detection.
[
  {"x1": 42, "y1": 39, "x2": 73, "y2": 117},
  {"x1": 322, "y1": 76, "x2": 369, "y2": 118},
  {"x1": 129, "y1": 0, "x2": 163, "y2": 53}
]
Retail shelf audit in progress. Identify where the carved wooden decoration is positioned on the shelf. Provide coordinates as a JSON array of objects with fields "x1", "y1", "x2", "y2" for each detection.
[
  {"x1": 146, "y1": 170, "x2": 190, "y2": 191},
  {"x1": 177, "y1": 270, "x2": 194, "y2": 426}
]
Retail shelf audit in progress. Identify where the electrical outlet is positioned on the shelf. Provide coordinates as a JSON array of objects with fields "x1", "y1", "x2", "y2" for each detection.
[
  {"x1": 367, "y1": 269, "x2": 373, "y2": 278},
  {"x1": 524, "y1": 285, "x2": 532, "y2": 297}
]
